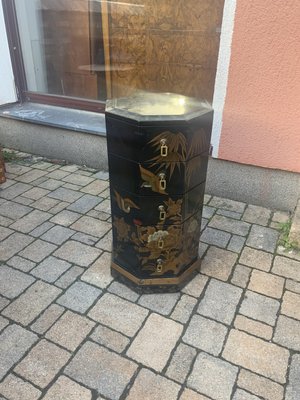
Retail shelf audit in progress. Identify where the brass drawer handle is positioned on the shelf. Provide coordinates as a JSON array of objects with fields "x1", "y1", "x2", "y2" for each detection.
[
  {"x1": 158, "y1": 205, "x2": 166, "y2": 221},
  {"x1": 156, "y1": 258, "x2": 163, "y2": 272},
  {"x1": 159, "y1": 173, "x2": 167, "y2": 191},
  {"x1": 160, "y1": 139, "x2": 168, "y2": 157},
  {"x1": 158, "y1": 239, "x2": 164, "y2": 249}
]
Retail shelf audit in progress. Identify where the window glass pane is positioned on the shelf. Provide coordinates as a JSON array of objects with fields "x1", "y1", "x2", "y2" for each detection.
[
  {"x1": 15, "y1": 0, "x2": 106, "y2": 100},
  {"x1": 14, "y1": 0, "x2": 224, "y2": 103}
]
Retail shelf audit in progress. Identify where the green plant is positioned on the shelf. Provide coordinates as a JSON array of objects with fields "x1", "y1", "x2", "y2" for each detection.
[
  {"x1": 2, "y1": 150, "x2": 19, "y2": 162},
  {"x1": 278, "y1": 219, "x2": 300, "y2": 251}
]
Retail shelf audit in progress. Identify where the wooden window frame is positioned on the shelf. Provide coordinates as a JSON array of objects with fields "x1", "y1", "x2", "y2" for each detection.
[{"x1": 2, "y1": 0, "x2": 106, "y2": 113}]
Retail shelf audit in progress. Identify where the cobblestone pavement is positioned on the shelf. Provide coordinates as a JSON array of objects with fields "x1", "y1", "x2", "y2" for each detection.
[{"x1": 0, "y1": 151, "x2": 300, "y2": 400}]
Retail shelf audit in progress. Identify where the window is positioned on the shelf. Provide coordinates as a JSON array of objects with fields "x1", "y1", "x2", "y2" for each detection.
[{"x1": 3, "y1": 0, "x2": 224, "y2": 112}]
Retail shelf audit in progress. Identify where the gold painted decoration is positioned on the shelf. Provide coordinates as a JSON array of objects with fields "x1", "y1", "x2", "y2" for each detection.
[
  {"x1": 113, "y1": 189, "x2": 140, "y2": 213},
  {"x1": 139, "y1": 165, "x2": 168, "y2": 194}
]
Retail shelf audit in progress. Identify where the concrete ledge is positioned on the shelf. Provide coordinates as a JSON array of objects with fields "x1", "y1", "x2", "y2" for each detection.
[
  {"x1": 289, "y1": 199, "x2": 300, "y2": 244},
  {"x1": 1, "y1": 117, "x2": 299, "y2": 211},
  {"x1": 0, "y1": 117, "x2": 108, "y2": 170}
]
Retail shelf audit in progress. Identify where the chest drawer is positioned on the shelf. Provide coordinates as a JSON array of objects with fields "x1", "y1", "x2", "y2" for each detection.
[
  {"x1": 108, "y1": 152, "x2": 208, "y2": 196},
  {"x1": 106, "y1": 112, "x2": 212, "y2": 163},
  {"x1": 112, "y1": 209, "x2": 202, "y2": 280},
  {"x1": 111, "y1": 183, "x2": 204, "y2": 226}
]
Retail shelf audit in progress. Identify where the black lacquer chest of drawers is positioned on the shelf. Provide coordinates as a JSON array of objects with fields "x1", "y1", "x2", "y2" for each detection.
[{"x1": 105, "y1": 92, "x2": 213, "y2": 291}]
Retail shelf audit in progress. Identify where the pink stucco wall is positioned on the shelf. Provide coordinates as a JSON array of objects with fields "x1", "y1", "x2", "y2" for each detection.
[{"x1": 219, "y1": 0, "x2": 300, "y2": 173}]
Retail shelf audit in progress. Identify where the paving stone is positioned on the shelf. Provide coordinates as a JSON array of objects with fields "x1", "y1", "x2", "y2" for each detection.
[
  {"x1": 182, "y1": 273, "x2": 208, "y2": 297},
  {"x1": 67, "y1": 194, "x2": 102, "y2": 214},
  {"x1": 201, "y1": 246, "x2": 238, "y2": 281},
  {"x1": 0, "y1": 214, "x2": 14, "y2": 227},
  {"x1": 92, "y1": 170, "x2": 109, "y2": 180},
  {"x1": 201, "y1": 218, "x2": 208, "y2": 231},
  {"x1": 232, "y1": 389, "x2": 260, "y2": 400},
  {"x1": 65, "y1": 341, "x2": 137, "y2": 400},
  {"x1": 200, "y1": 227, "x2": 231, "y2": 248},
  {"x1": 273, "y1": 315, "x2": 300, "y2": 351},
  {"x1": 198, "y1": 279, "x2": 242, "y2": 324},
  {"x1": 48, "y1": 187, "x2": 83, "y2": 202},
  {"x1": 95, "y1": 230, "x2": 112, "y2": 251},
  {"x1": 57, "y1": 281, "x2": 101, "y2": 313},
  {"x1": 41, "y1": 225, "x2": 75, "y2": 245},
  {"x1": 183, "y1": 314, "x2": 227, "y2": 355},
  {"x1": 246, "y1": 225, "x2": 279, "y2": 253},
  {"x1": 94, "y1": 198, "x2": 111, "y2": 214},
  {"x1": 238, "y1": 369, "x2": 284, "y2": 400},
  {"x1": 277, "y1": 247, "x2": 300, "y2": 262},
  {"x1": 272, "y1": 256, "x2": 300, "y2": 281},
  {"x1": 0, "y1": 324, "x2": 38, "y2": 380},
  {"x1": 127, "y1": 313, "x2": 183, "y2": 371},
  {"x1": 62, "y1": 173, "x2": 94, "y2": 186},
  {"x1": 198, "y1": 241, "x2": 208, "y2": 257},
  {"x1": 171, "y1": 294, "x2": 197, "y2": 323},
  {"x1": 234, "y1": 315, "x2": 273, "y2": 340},
  {"x1": 286, "y1": 354, "x2": 300, "y2": 400},
  {"x1": 43, "y1": 376, "x2": 92, "y2": 400},
  {"x1": 248, "y1": 270, "x2": 284, "y2": 298},
  {"x1": 55, "y1": 266, "x2": 84, "y2": 288},
  {"x1": 89, "y1": 293, "x2": 148, "y2": 337},
  {"x1": 231, "y1": 264, "x2": 251, "y2": 288},
  {"x1": 286, "y1": 279, "x2": 300, "y2": 294},
  {"x1": 228, "y1": 235, "x2": 246, "y2": 253},
  {"x1": 72, "y1": 232, "x2": 98, "y2": 245},
  {"x1": 46, "y1": 310, "x2": 95, "y2": 351},
  {"x1": 31, "y1": 256, "x2": 72, "y2": 282},
  {"x1": 188, "y1": 352, "x2": 238, "y2": 400},
  {"x1": 54, "y1": 240, "x2": 101, "y2": 267},
  {"x1": 22, "y1": 187, "x2": 49, "y2": 200},
  {"x1": 0, "y1": 296, "x2": 9, "y2": 311},
  {"x1": 39, "y1": 178, "x2": 64, "y2": 190},
  {"x1": 50, "y1": 210, "x2": 81, "y2": 226},
  {"x1": 272, "y1": 211, "x2": 290, "y2": 223},
  {"x1": 31, "y1": 196, "x2": 60, "y2": 211},
  {"x1": 239, "y1": 247, "x2": 273, "y2": 271},
  {"x1": 180, "y1": 388, "x2": 210, "y2": 400},
  {"x1": 0, "y1": 182, "x2": 32, "y2": 200},
  {"x1": 91, "y1": 324, "x2": 130, "y2": 353},
  {"x1": 81, "y1": 179, "x2": 109, "y2": 195},
  {"x1": 2, "y1": 281, "x2": 61, "y2": 325},
  {"x1": 166, "y1": 343, "x2": 197, "y2": 383},
  {"x1": 0, "y1": 232, "x2": 34, "y2": 261},
  {"x1": 209, "y1": 215, "x2": 250, "y2": 236},
  {"x1": 138, "y1": 292, "x2": 180, "y2": 315},
  {"x1": 31, "y1": 304, "x2": 65, "y2": 334},
  {"x1": 209, "y1": 196, "x2": 246, "y2": 213},
  {"x1": 16, "y1": 169, "x2": 48, "y2": 183},
  {"x1": 13, "y1": 195, "x2": 34, "y2": 205},
  {"x1": 0, "y1": 373, "x2": 41, "y2": 400},
  {"x1": 88, "y1": 209, "x2": 111, "y2": 220},
  {"x1": 30, "y1": 221, "x2": 55, "y2": 237},
  {"x1": 242, "y1": 205, "x2": 271, "y2": 226},
  {"x1": 108, "y1": 281, "x2": 139, "y2": 302},
  {"x1": 71, "y1": 216, "x2": 111, "y2": 238},
  {"x1": 222, "y1": 329, "x2": 289, "y2": 383},
  {"x1": 239, "y1": 290, "x2": 280, "y2": 325},
  {"x1": 46, "y1": 169, "x2": 71, "y2": 179},
  {"x1": 14, "y1": 339, "x2": 70, "y2": 389},
  {"x1": 0, "y1": 316, "x2": 9, "y2": 332},
  {"x1": 10, "y1": 209, "x2": 51, "y2": 233},
  {"x1": 202, "y1": 205, "x2": 216, "y2": 219},
  {"x1": 0, "y1": 265, "x2": 35, "y2": 299},
  {"x1": 127, "y1": 368, "x2": 180, "y2": 400},
  {"x1": 81, "y1": 251, "x2": 113, "y2": 289},
  {"x1": 5, "y1": 163, "x2": 31, "y2": 176},
  {"x1": 0, "y1": 201, "x2": 32, "y2": 220},
  {"x1": 281, "y1": 291, "x2": 300, "y2": 319},
  {"x1": 19, "y1": 239, "x2": 57, "y2": 262},
  {"x1": 0, "y1": 226, "x2": 13, "y2": 241},
  {"x1": 217, "y1": 209, "x2": 242, "y2": 220}
]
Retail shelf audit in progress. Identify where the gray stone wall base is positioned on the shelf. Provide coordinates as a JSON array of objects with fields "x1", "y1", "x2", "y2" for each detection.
[{"x1": 1, "y1": 119, "x2": 299, "y2": 211}]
